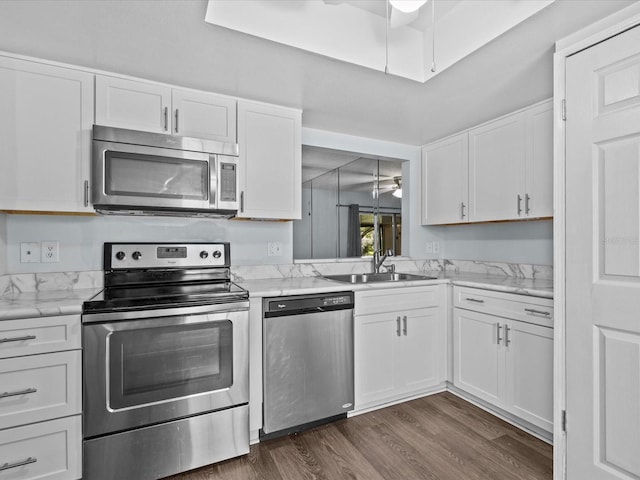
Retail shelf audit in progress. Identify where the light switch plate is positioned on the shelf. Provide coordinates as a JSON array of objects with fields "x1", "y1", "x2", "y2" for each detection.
[{"x1": 20, "y1": 242, "x2": 41, "y2": 263}]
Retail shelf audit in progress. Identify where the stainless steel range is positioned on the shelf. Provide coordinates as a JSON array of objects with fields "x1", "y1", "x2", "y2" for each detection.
[{"x1": 82, "y1": 242, "x2": 249, "y2": 480}]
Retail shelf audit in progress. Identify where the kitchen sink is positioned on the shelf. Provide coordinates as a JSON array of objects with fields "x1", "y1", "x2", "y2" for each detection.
[{"x1": 323, "y1": 272, "x2": 437, "y2": 284}]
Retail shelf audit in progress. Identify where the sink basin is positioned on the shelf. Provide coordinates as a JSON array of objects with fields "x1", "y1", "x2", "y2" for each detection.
[{"x1": 324, "y1": 272, "x2": 437, "y2": 284}]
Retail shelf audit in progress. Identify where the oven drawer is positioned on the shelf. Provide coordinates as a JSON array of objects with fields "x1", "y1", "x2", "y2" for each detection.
[
  {"x1": 453, "y1": 286, "x2": 554, "y2": 327},
  {"x1": 0, "y1": 351, "x2": 81, "y2": 430},
  {"x1": 0, "y1": 315, "x2": 81, "y2": 359},
  {"x1": 0, "y1": 415, "x2": 81, "y2": 480}
]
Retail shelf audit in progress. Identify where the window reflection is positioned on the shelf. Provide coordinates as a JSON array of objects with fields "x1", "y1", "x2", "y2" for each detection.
[{"x1": 294, "y1": 146, "x2": 403, "y2": 260}]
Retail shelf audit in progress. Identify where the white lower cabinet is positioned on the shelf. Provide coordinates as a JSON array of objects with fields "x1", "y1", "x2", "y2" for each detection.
[
  {"x1": 0, "y1": 315, "x2": 82, "y2": 479},
  {"x1": 0, "y1": 416, "x2": 81, "y2": 480},
  {"x1": 453, "y1": 287, "x2": 554, "y2": 433},
  {"x1": 354, "y1": 286, "x2": 446, "y2": 411}
]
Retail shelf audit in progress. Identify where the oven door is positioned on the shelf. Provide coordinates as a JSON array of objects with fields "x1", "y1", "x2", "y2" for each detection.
[{"x1": 83, "y1": 304, "x2": 248, "y2": 438}]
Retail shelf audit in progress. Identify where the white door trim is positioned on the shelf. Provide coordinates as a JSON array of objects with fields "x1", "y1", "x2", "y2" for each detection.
[{"x1": 553, "y1": 4, "x2": 640, "y2": 480}]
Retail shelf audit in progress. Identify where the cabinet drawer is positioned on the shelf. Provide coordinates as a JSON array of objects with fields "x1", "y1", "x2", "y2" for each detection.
[
  {"x1": 0, "y1": 415, "x2": 81, "y2": 480},
  {"x1": 0, "y1": 315, "x2": 81, "y2": 359},
  {"x1": 0, "y1": 351, "x2": 81, "y2": 430},
  {"x1": 454, "y1": 286, "x2": 553, "y2": 328},
  {"x1": 355, "y1": 285, "x2": 440, "y2": 316}
]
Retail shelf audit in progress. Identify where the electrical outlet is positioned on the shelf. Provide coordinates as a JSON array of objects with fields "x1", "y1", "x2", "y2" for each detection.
[
  {"x1": 433, "y1": 241, "x2": 440, "y2": 254},
  {"x1": 267, "y1": 242, "x2": 283, "y2": 257},
  {"x1": 425, "y1": 241, "x2": 433, "y2": 254},
  {"x1": 20, "y1": 242, "x2": 41, "y2": 263},
  {"x1": 41, "y1": 241, "x2": 59, "y2": 263}
]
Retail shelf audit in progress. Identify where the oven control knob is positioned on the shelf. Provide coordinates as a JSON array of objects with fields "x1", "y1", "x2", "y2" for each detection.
[
  {"x1": 132, "y1": 251, "x2": 142, "y2": 260},
  {"x1": 115, "y1": 251, "x2": 126, "y2": 261},
  {"x1": 212, "y1": 250, "x2": 222, "y2": 259},
  {"x1": 199, "y1": 251, "x2": 209, "y2": 259}
]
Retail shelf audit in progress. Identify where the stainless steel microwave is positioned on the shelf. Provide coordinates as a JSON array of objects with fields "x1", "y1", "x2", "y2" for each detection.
[{"x1": 92, "y1": 125, "x2": 239, "y2": 217}]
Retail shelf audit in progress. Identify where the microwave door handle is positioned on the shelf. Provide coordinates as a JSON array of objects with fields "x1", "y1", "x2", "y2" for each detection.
[{"x1": 210, "y1": 156, "x2": 218, "y2": 208}]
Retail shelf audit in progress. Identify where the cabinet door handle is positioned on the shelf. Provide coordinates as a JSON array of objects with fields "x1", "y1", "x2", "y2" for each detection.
[
  {"x1": 496, "y1": 323, "x2": 502, "y2": 345},
  {"x1": 0, "y1": 387, "x2": 37, "y2": 399},
  {"x1": 524, "y1": 308, "x2": 551, "y2": 316},
  {"x1": 505, "y1": 325, "x2": 511, "y2": 346},
  {"x1": 0, "y1": 457, "x2": 37, "y2": 471},
  {"x1": 465, "y1": 297, "x2": 484, "y2": 303},
  {"x1": 460, "y1": 202, "x2": 466, "y2": 220},
  {"x1": 517, "y1": 194, "x2": 523, "y2": 216},
  {"x1": 525, "y1": 193, "x2": 531, "y2": 215},
  {"x1": 396, "y1": 316, "x2": 401, "y2": 337},
  {"x1": 174, "y1": 109, "x2": 179, "y2": 133},
  {"x1": 84, "y1": 180, "x2": 89, "y2": 207},
  {"x1": 402, "y1": 315, "x2": 407, "y2": 336},
  {"x1": 163, "y1": 106, "x2": 169, "y2": 131},
  {"x1": 0, "y1": 335, "x2": 36, "y2": 344},
  {"x1": 240, "y1": 191, "x2": 244, "y2": 213}
]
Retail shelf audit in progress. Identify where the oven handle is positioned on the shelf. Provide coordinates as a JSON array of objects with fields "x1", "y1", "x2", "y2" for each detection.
[{"x1": 82, "y1": 301, "x2": 249, "y2": 324}]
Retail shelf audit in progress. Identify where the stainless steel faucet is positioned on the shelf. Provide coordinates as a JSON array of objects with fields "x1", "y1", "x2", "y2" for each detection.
[{"x1": 372, "y1": 249, "x2": 394, "y2": 274}]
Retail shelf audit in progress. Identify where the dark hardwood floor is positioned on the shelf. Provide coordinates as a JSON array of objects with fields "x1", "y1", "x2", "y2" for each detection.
[{"x1": 167, "y1": 392, "x2": 552, "y2": 480}]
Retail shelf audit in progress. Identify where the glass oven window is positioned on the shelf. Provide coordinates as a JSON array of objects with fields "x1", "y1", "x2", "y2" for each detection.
[
  {"x1": 105, "y1": 151, "x2": 208, "y2": 200},
  {"x1": 108, "y1": 321, "x2": 232, "y2": 409}
]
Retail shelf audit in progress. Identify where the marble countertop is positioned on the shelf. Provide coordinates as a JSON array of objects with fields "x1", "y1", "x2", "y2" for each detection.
[
  {"x1": 0, "y1": 272, "x2": 552, "y2": 321},
  {"x1": 0, "y1": 288, "x2": 102, "y2": 321},
  {"x1": 239, "y1": 272, "x2": 553, "y2": 299}
]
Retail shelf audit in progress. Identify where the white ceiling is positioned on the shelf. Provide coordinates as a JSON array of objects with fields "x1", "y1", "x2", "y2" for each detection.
[{"x1": 0, "y1": 0, "x2": 635, "y2": 146}]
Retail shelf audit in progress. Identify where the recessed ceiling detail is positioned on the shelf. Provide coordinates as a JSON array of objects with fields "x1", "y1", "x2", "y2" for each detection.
[{"x1": 205, "y1": 0, "x2": 555, "y2": 83}]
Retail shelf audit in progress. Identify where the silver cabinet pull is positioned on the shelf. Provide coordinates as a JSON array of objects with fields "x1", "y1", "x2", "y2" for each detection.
[
  {"x1": 174, "y1": 109, "x2": 179, "y2": 133},
  {"x1": 505, "y1": 325, "x2": 511, "y2": 346},
  {"x1": 402, "y1": 315, "x2": 407, "y2": 336},
  {"x1": 496, "y1": 323, "x2": 502, "y2": 345},
  {"x1": 0, "y1": 387, "x2": 37, "y2": 399},
  {"x1": 0, "y1": 335, "x2": 36, "y2": 344},
  {"x1": 465, "y1": 297, "x2": 484, "y2": 303},
  {"x1": 0, "y1": 457, "x2": 37, "y2": 471},
  {"x1": 524, "y1": 308, "x2": 551, "y2": 316},
  {"x1": 525, "y1": 193, "x2": 531, "y2": 215},
  {"x1": 163, "y1": 106, "x2": 168, "y2": 131},
  {"x1": 84, "y1": 180, "x2": 89, "y2": 207},
  {"x1": 517, "y1": 194, "x2": 523, "y2": 216},
  {"x1": 396, "y1": 316, "x2": 401, "y2": 337},
  {"x1": 240, "y1": 191, "x2": 245, "y2": 213},
  {"x1": 460, "y1": 202, "x2": 466, "y2": 219}
]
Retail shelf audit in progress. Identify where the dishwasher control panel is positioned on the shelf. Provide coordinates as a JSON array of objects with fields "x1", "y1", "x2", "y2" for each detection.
[{"x1": 264, "y1": 292, "x2": 354, "y2": 317}]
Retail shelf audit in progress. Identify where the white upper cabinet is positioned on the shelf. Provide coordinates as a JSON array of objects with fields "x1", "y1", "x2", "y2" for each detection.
[
  {"x1": 524, "y1": 101, "x2": 553, "y2": 218},
  {"x1": 171, "y1": 89, "x2": 236, "y2": 143},
  {"x1": 421, "y1": 132, "x2": 469, "y2": 225},
  {"x1": 0, "y1": 56, "x2": 94, "y2": 213},
  {"x1": 237, "y1": 101, "x2": 302, "y2": 220},
  {"x1": 421, "y1": 100, "x2": 553, "y2": 225},
  {"x1": 95, "y1": 76, "x2": 237, "y2": 143},
  {"x1": 95, "y1": 76, "x2": 171, "y2": 134},
  {"x1": 469, "y1": 111, "x2": 527, "y2": 222}
]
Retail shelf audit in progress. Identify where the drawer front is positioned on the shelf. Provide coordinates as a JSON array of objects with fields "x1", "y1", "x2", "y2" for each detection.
[
  {"x1": 0, "y1": 415, "x2": 81, "y2": 480},
  {"x1": 0, "y1": 351, "x2": 81, "y2": 430},
  {"x1": 454, "y1": 286, "x2": 553, "y2": 328},
  {"x1": 0, "y1": 315, "x2": 81, "y2": 359},
  {"x1": 355, "y1": 285, "x2": 440, "y2": 316}
]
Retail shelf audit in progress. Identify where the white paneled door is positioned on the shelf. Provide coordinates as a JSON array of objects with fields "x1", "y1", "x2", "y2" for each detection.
[{"x1": 566, "y1": 24, "x2": 640, "y2": 480}]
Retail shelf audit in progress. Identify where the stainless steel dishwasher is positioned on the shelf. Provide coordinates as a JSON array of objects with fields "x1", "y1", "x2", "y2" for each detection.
[{"x1": 262, "y1": 291, "x2": 354, "y2": 438}]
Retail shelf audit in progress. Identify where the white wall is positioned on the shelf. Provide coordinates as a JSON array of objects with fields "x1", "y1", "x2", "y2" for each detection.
[
  {"x1": 443, "y1": 220, "x2": 553, "y2": 265},
  {"x1": 0, "y1": 214, "x2": 7, "y2": 275},
  {"x1": 5, "y1": 214, "x2": 291, "y2": 273}
]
